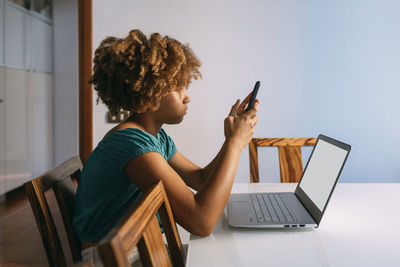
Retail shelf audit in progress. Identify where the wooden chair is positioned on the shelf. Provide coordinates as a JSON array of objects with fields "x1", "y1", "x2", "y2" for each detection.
[
  {"x1": 249, "y1": 138, "x2": 317, "y2": 183},
  {"x1": 24, "y1": 155, "x2": 83, "y2": 267},
  {"x1": 98, "y1": 181, "x2": 185, "y2": 267}
]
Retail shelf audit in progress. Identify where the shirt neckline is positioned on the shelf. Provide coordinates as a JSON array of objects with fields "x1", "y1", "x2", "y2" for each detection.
[{"x1": 104, "y1": 127, "x2": 162, "y2": 141}]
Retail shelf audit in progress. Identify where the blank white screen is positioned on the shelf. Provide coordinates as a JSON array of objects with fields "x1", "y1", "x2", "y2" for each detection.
[{"x1": 298, "y1": 140, "x2": 348, "y2": 211}]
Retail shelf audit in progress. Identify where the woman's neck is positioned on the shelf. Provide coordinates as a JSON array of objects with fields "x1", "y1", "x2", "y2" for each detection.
[
  {"x1": 104, "y1": 112, "x2": 163, "y2": 139},
  {"x1": 126, "y1": 113, "x2": 163, "y2": 137}
]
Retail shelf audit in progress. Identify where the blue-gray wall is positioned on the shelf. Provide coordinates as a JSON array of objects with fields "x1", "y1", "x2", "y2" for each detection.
[{"x1": 93, "y1": 0, "x2": 400, "y2": 182}]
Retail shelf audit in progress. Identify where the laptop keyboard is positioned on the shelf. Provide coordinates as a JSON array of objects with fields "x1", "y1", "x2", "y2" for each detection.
[{"x1": 250, "y1": 193, "x2": 297, "y2": 222}]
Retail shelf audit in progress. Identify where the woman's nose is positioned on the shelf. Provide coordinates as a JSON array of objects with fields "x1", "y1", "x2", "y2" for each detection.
[{"x1": 184, "y1": 94, "x2": 190, "y2": 104}]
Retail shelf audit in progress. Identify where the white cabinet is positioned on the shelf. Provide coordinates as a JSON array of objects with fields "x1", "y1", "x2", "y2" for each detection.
[
  {"x1": 28, "y1": 72, "x2": 53, "y2": 177},
  {"x1": 4, "y1": 2, "x2": 29, "y2": 69},
  {"x1": 0, "y1": 1, "x2": 53, "y2": 195},
  {"x1": 0, "y1": 69, "x2": 53, "y2": 194},
  {"x1": 0, "y1": 67, "x2": 5, "y2": 195},
  {"x1": 4, "y1": 1, "x2": 53, "y2": 72},
  {"x1": 0, "y1": 2, "x2": 4, "y2": 65},
  {"x1": 4, "y1": 68, "x2": 31, "y2": 191},
  {"x1": 31, "y1": 16, "x2": 52, "y2": 73}
]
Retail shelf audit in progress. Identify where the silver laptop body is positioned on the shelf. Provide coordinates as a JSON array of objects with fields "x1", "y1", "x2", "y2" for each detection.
[{"x1": 228, "y1": 134, "x2": 351, "y2": 228}]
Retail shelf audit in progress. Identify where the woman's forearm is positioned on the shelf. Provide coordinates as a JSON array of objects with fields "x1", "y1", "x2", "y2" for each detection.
[
  {"x1": 194, "y1": 138, "x2": 242, "y2": 233},
  {"x1": 185, "y1": 99, "x2": 258, "y2": 235},
  {"x1": 200, "y1": 145, "x2": 224, "y2": 186}
]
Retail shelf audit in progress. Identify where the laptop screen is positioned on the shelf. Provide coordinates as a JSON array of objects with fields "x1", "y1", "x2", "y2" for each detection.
[{"x1": 298, "y1": 138, "x2": 349, "y2": 211}]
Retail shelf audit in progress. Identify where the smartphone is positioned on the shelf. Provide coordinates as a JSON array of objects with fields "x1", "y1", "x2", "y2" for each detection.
[{"x1": 245, "y1": 81, "x2": 260, "y2": 111}]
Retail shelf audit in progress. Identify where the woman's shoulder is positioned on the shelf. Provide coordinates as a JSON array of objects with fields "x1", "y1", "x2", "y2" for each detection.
[
  {"x1": 103, "y1": 127, "x2": 158, "y2": 147},
  {"x1": 157, "y1": 128, "x2": 175, "y2": 146}
]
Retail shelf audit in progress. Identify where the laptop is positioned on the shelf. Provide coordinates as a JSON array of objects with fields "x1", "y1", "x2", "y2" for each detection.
[{"x1": 228, "y1": 134, "x2": 351, "y2": 228}]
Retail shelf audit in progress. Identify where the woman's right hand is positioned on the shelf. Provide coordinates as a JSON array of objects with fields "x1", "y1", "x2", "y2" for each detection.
[{"x1": 224, "y1": 97, "x2": 259, "y2": 151}]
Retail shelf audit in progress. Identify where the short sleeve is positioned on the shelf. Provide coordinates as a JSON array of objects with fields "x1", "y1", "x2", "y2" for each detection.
[
  {"x1": 73, "y1": 127, "x2": 177, "y2": 243},
  {"x1": 158, "y1": 129, "x2": 177, "y2": 161}
]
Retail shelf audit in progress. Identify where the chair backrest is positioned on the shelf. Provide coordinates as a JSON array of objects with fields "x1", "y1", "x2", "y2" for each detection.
[
  {"x1": 98, "y1": 181, "x2": 185, "y2": 267},
  {"x1": 24, "y1": 155, "x2": 83, "y2": 267},
  {"x1": 249, "y1": 138, "x2": 317, "y2": 183}
]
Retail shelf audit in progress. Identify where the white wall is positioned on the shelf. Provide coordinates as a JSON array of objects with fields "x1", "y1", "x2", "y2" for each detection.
[
  {"x1": 93, "y1": 0, "x2": 400, "y2": 183},
  {"x1": 53, "y1": 0, "x2": 79, "y2": 166}
]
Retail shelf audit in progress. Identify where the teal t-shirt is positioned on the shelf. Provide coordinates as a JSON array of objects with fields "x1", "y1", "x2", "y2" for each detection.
[{"x1": 73, "y1": 128, "x2": 177, "y2": 243}]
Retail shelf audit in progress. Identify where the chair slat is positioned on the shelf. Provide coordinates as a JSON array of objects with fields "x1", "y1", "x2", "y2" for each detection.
[
  {"x1": 25, "y1": 178, "x2": 68, "y2": 267},
  {"x1": 253, "y1": 138, "x2": 316, "y2": 147},
  {"x1": 249, "y1": 139, "x2": 260, "y2": 183},
  {"x1": 158, "y1": 185, "x2": 185, "y2": 267},
  {"x1": 39, "y1": 156, "x2": 83, "y2": 192},
  {"x1": 139, "y1": 216, "x2": 171, "y2": 267},
  {"x1": 101, "y1": 237, "x2": 130, "y2": 266},
  {"x1": 278, "y1": 146, "x2": 303, "y2": 183},
  {"x1": 249, "y1": 138, "x2": 317, "y2": 183},
  {"x1": 24, "y1": 155, "x2": 83, "y2": 267},
  {"x1": 117, "y1": 186, "x2": 164, "y2": 253},
  {"x1": 98, "y1": 181, "x2": 185, "y2": 267},
  {"x1": 53, "y1": 178, "x2": 82, "y2": 261}
]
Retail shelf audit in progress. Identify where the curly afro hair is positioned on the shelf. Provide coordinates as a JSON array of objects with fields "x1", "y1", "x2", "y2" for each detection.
[{"x1": 90, "y1": 29, "x2": 201, "y2": 115}]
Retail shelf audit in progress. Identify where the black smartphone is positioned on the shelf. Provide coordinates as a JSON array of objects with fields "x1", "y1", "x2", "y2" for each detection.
[{"x1": 245, "y1": 81, "x2": 260, "y2": 111}]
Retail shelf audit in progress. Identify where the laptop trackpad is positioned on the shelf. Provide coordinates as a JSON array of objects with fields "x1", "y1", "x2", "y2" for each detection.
[{"x1": 229, "y1": 201, "x2": 256, "y2": 225}]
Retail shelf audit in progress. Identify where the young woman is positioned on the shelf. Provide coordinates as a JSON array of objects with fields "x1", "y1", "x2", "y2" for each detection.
[{"x1": 73, "y1": 29, "x2": 258, "y2": 261}]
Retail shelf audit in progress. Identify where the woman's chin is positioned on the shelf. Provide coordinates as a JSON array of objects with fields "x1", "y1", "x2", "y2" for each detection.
[{"x1": 166, "y1": 116, "x2": 184, "y2": 125}]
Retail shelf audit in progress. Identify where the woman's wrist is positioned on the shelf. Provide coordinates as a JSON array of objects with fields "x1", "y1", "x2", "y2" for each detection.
[{"x1": 224, "y1": 137, "x2": 244, "y2": 153}]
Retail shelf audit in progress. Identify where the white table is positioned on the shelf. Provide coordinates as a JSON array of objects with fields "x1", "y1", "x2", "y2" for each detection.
[{"x1": 186, "y1": 183, "x2": 400, "y2": 267}]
